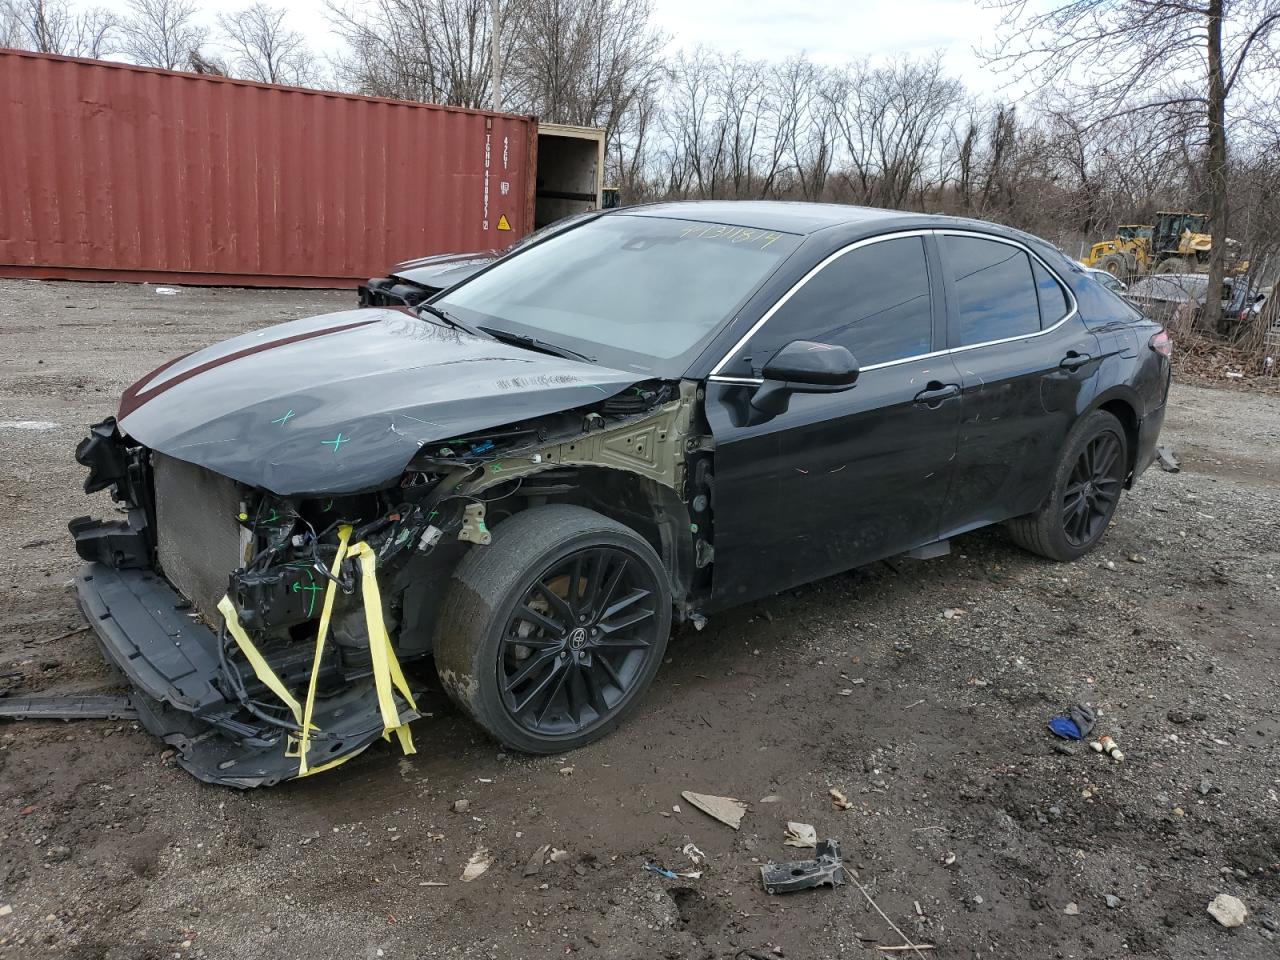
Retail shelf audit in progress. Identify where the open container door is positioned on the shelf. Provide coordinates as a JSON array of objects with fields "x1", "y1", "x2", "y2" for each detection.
[{"x1": 533, "y1": 123, "x2": 605, "y2": 228}]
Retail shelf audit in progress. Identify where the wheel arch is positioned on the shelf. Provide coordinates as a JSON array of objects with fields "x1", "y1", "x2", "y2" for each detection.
[
  {"x1": 1088, "y1": 387, "x2": 1142, "y2": 485},
  {"x1": 461, "y1": 465, "x2": 698, "y2": 620},
  {"x1": 538, "y1": 466, "x2": 697, "y2": 609}
]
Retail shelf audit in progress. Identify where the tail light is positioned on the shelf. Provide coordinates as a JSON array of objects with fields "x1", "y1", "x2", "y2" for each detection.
[{"x1": 1150, "y1": 329, "x2": 1173, "y2": 357}]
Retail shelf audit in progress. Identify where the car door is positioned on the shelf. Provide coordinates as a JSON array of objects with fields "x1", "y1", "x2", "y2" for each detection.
[
  {"x1": 704, "y1": 232, "x2": 963, "y2": 606},
  {"x1": 936, "y1": 232, "x2": 1103, "y2": 533}
]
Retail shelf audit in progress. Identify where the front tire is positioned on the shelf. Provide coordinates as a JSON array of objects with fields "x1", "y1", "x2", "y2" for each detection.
[
  {"x1": 1097, "y1": 253, "x2": 1127, "y2": 278},
  {"x1": 433, "y1": 505, "x2": 672, "y2": 753},
  {"x1": 1007, "y1": 410, "x2": 1128, "y2": 562}
]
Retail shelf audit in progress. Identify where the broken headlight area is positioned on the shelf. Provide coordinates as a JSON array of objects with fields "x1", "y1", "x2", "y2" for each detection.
[
  {"x1": 69, "y1": 423, "x2": 472, "y2": 787},
  {"x1": 407, "y1": 380, "x2": 680, "y2": 469}
]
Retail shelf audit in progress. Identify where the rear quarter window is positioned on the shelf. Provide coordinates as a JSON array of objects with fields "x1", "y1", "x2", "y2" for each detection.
[
  {"x1": 1032, "y1": 260, "x2": 1070, "y2": 327},
  {"x1": 943, "y1": 236, "x2": 1040, "y2": 345}
]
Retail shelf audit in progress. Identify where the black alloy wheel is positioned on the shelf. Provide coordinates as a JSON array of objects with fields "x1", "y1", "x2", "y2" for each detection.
[
  {"x1": 1061, "y1": 432, "x2": 1125, "y2": 547},
  {"x1": 434, "y1": 505, "x2": 672, "y2": 753},
  {"x1": 1006, "y1": 409, "x2": 1129, "y2": 562},
  {"x1": 499, "y1": 546, "x2": 662, "y2": 736}
]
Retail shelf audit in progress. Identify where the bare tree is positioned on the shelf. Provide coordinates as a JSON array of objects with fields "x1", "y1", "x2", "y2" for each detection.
[
  {"x1": 985, "y1": 0, "x2": 1280, "y2": 329},
  {"x1": 217, "y1": 2, "x2": 319, "y2": 85},
  {"x1": 505, "y1": 0, "x2": 666, "y2": 151},
  {"x1": 717, "y1": 53, "x2": 770, "y2": 198},
  {"x1": 2, "y1": 0, "x2": 118, "y2": 57},
  {"x1": 1, "y1": 1, "x2": 19, "y2": 46},
  {"x1": 774, "y1": 56, "x2": 838, "y2": 201},
  {"x1": 826, "y1": 55, "x2": 965, "y2": 210},
  {"x1": 122, "y1": 0, "x2": 207, "y2": 70},
  {"x1": 187, "y1": 48, "x2": 227, "y2": 74},
  {"x1": 327, "y1": 0, "x2": 511, "y2": 107},
  {"x1": 658, "y1": 48, "x2": 728, "y2": 197}
]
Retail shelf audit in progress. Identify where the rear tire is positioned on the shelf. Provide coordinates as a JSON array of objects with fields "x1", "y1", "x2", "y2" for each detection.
[
  {"x1": 433, "y1": 504, "x2": 672, "y2": 753},
  {"x1": 1155, "y1": 256, "x2": 1195, "y2": 275},
  {"x1": 1007, "y1": 411, "x2": 1128, "y2": 562}
]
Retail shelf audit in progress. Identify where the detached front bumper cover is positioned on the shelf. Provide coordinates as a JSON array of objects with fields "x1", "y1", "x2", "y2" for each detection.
[{"x1": 74, "y1": 559, "x2": 418, "y2": 788}]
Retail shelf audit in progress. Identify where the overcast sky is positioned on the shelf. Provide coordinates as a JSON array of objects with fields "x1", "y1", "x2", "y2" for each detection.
[{"x1": 97, "y1": 0, "x2": 1018, "y2": 95}]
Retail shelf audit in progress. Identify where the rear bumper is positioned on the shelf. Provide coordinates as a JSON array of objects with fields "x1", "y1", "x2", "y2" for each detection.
[
  {"x1": 74, "y1": 562, "x2": 407, "y2": 789},
  {"x1": 1132, "y1": 401, "x2": 1167, "y2": 482}
]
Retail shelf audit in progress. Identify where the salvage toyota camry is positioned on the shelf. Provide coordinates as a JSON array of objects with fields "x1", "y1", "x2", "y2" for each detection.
[{"x1": 70, "y1": 202, "x2": 1172, "y2": 787}]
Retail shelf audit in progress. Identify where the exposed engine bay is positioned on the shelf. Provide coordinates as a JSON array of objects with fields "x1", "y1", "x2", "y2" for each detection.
[{"x1": 70, "y1": 379, "x2": 712, "y2": 787}]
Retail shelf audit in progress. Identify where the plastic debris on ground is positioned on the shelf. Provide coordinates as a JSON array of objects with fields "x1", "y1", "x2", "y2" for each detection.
[
  {"x1": 784, "y1": 821, "x2": 817, "y2": 848},
  {"x1": 829, "y1": 787, "x2": 853, "y2": 810},
  {"x1": 523, "y1": 843, "x2": 551, "y2": 877},
  {"x1": 681, "y1": 842, "x2": 707, "y2": 868},
  {"x1": 460, "y1": 847, "x2": 492, "y2": 882},
  {"x1": 1097, "y1": 735, "x2": 1125, "y2": 762},
  {"x1": 1155, "y1": 445, "x2": 1180, "y2": 472},
  {"x1": 681, "y1": 790, "x2": 748, "y2": 830},
  {"x1": 645, "y1": 843, "x2": 708, "y2": 881},
  {"x1": 761, "y1": 838, "x2": 846, "y2": 894},
  {"x1": 1047, "y1": 703, "x2": 1097, "y2": 740},
  {"x1": 644, "y1": 862, "x2": 703, "y2": 881},
  {"x1": 153, "y1": 286, "x2": 180, "y2": 295}
]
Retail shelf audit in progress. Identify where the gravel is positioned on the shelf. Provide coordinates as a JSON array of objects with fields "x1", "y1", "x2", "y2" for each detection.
[{"x1": 0, "y1": 279, "x2": 1277, "y2": 959}]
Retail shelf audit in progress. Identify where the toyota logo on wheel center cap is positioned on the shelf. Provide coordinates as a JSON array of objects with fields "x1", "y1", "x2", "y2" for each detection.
[{"x1": 568, "y1": 627, "x2": 588, "y2": 650}]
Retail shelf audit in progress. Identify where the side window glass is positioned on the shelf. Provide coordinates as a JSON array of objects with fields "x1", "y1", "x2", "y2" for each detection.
[
  {"x1": 1032, "y1": 261, "x2": 1070, "y2": 328},
  {"x1": 944, "y1": 236, "x2": 1040, "y2": 345},
  {"x1": 745, "y1": 236, "x2": 932, "y2": 371}
]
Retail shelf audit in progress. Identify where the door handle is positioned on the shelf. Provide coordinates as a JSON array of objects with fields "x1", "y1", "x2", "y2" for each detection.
[
  {"x1": 913, "y1": 381, "x2": 961, "y2": 408},
  {"x1": 1059, "y1": 351, "x2": 1094, "y2": 371}
]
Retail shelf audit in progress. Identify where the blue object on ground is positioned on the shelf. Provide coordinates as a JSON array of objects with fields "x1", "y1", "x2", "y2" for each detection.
[
  {"x1": 1048, "y1": 716, "x2": 1084, "y2": 739},
  {"x1": 644, "y1": 863, "x2": 679, "y2": 880},
  {"x1": 1048, "y1": 703, "x2": 1098, "y2": 741}
]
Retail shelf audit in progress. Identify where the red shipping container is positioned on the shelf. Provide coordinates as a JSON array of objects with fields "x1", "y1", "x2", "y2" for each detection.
[{"x1": 0, "y1": 50, "x2": 539, "y2": 287}]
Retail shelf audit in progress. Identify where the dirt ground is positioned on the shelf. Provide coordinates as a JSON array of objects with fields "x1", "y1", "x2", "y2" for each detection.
[{"x1": 1, "y1": 279, "x2": 1277, "y2": 960}]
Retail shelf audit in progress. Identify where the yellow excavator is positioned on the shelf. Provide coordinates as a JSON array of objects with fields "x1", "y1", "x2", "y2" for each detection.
[{"x1": 1083, "y1": 212, "x2": 1243, "y2": 278}]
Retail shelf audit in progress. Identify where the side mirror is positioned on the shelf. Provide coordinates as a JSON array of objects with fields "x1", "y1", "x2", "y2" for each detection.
[{"x1": 751, "y1": 340, "x2": 860, "y2": 416}]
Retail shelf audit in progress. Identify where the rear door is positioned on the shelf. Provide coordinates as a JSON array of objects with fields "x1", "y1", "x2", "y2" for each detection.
[
  {"x1": 705, "y1": 232, "x2": 963, "y2": 605},
  {"x1": 937, "y1": 233, "x2": 1102, "y2": 533}
]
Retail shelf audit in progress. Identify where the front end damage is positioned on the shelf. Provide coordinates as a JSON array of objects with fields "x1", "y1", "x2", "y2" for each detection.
[{"x1": 69, "y1": 381, "x2": 710, "y2": 788}]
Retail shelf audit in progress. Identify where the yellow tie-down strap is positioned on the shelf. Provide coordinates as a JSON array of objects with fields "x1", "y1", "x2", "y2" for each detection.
[{"x1": 219, "y1": 523, "x2": 419, "y2": 779}]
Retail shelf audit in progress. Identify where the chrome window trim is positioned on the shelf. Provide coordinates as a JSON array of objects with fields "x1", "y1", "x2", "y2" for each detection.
[
  {"x1": 939, "y1": 229, "x2": 1079, "y2": 353},
  {"x1": 706, "y1": 227, "x2": 1078, "y2": 385},
  {"x1": 707, "y1": 229, "x2": 933, "y2": 377}
]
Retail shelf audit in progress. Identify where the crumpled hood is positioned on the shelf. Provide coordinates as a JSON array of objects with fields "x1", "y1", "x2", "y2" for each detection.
[
  {"x1": 118, "y1": 309, "x2": 640, "y2": 495},
  {"x1": 391, "y1": 251, "x2": 497, "y2": 290}
]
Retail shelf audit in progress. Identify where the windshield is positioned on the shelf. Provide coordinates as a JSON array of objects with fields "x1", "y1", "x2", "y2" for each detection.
[{"x1": 436, "y1": 214, "x2": 802, "y2": 374}]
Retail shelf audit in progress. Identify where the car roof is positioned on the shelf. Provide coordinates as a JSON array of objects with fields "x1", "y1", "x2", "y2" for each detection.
[
  {"x1": 616, "y1": 200, "x2": 926, "y2": 235},
  {"x1": 603, "y1": 201, "x2": 1071, "y2": 267}
]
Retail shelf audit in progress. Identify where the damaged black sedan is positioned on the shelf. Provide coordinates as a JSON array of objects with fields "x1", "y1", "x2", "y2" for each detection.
[{"x1": 70, "y1": 202, "x2": 1171, "y2": 787}]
